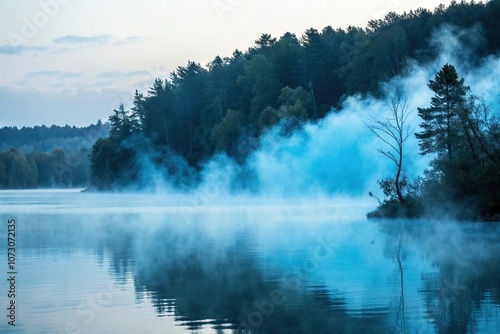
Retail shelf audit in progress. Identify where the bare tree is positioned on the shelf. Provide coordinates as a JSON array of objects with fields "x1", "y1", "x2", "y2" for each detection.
[{"x1": 367, "y1": 95, "x2": 413, "y2": 204}]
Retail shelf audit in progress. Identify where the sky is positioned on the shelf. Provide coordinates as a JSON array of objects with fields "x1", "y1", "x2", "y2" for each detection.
[{"x1": 0, "y1": 0, "x2": 451, "y2": 127}]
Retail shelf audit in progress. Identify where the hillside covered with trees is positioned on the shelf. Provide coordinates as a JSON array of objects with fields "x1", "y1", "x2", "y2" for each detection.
[
  {"x1": 0, "y1": 122, "x2": 108, "y2": 153},
  {"x1": 0, "y1": 123, "x2": 108, "y2": 188},
  {"x1": 90, "y1": 1, "x2": 500, "y2": 219}
]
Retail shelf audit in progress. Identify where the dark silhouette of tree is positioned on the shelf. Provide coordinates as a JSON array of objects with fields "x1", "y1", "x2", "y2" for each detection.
[
  {"x1": 90, "y1": 104, "x2": 140, "y2": 189},
  {"x1": 86, "y1": 0, "x2": 500, "y2": 208},
  {"x1": 143, "y1": 79, "x2": 174, "y2": 149},
  {"x1": 237, "y1": 54, "x2": 281, "y2": 129},
  {"x1": 171, "y1": 61, "x2": 207, "y2": 161},
  {"x1": 254, "y1": 33, "x2": 277, "y2": 49},
  {"x1": 131, "y1": 90, "x2": 146, "y2": 132},
  {"x1": 415, "y1": 64, "x2": 469, "y2": 164},
  {"x1": 0, "y1": 122, "x2": 108, "y2": 153},
  {"x1": 367, "y1": 95, "x2": 413, "y2": 205},
  {"x1": 211, "y1": 109, "x2": 246, "y2": 155},
  {"x1": 258, "y1": 86, "x2": 313, "y2": 132},
  {"x1": 0, "y1": 146, "x2": 90, "y2": 189},
  {"x1": 109, "y1": 104, "x2": 134, "y2": 140},
  {"x1": 269, "y1": 32, "x2": 303, "y2": 89}
]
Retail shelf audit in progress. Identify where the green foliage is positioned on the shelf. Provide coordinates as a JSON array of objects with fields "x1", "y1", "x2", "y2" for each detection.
[
  {"x1": 0, "y1": 147, "x2": 90, "y2": 189},
  {"x1": 90, "y1": 103, "x2": 143, "y2": 189},
  {"x1": 89, "y1": 0, "x2": 500, "y2": 201},
  {"x1": 211, "y1": 109, "x2": 247, "y2": 154},
  {"x1": 258, "y1": 86, "x2": 313, "y2": 132},
  {"x1": 415, "y1": 64, "x2": 469, "y2": 162},
  {"x1": 268, "y1": 32, "x2": 303, "y2": 89},
  {"x1": 0, "y1": 122, "x2": 108, "y2": 153},
  {"x1": 30, "y1": 151, "x2": 54, "y2": 186},
  {"x1": 372, "y1": 63, "x2": 500, "y2": 220},
  {"x1": 415, "y1": 65, "x2": 500, "y2": 219},
  {"x1": 378, "y1": 175, "x2": 422, "y2": 200},
  {"x1": 237, "y1": 54, "x2": 281, "y2": 127},
  {"x1": 254, "y1": 33, "x2": 277, "y2": 49}
]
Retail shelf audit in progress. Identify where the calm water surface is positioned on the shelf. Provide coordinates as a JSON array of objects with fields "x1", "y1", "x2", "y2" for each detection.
[{"x1": 1, "y1": 190, "x2": 499, "y2": 333}]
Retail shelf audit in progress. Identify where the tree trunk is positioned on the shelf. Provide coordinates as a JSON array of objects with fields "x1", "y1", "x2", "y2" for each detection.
[
  {"x1": 395, "y1": 145, "x2": 406, "y2": 205},
  {"x1": 460, "y1": 116, "x2": 480, "y2": 165}
]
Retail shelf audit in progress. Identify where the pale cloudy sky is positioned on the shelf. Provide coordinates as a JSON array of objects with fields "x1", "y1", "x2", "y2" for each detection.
[{"x1": 0, "y1": 0, "x2": 450, "y2": 127}]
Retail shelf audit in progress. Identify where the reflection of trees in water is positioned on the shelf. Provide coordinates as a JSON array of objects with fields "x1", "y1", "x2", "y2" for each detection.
[
  {"x1": 420, "y1": 270, "x2": 471, "y2": 334},
  {"x1": 395, "y1": 240, "x2": 407, "y2": 334},
  {"x1": 419, "y1": 255, "x2": 500, "y2": 334},
  {"x1": 99, "y1": 222, "x2": 136, "y2": 278},
  {"x1": 380, "y1": 220, "x2": 500, "y2": 334},
  {"x1": 102, "y1": 221, "x2": 391, "y2": 334},
  {"x1": 18, "y1": 212, "x2": 500, "y2": 333},
  {"x1": 381, "y1": 226, "x2": 409, "y2": 334}
]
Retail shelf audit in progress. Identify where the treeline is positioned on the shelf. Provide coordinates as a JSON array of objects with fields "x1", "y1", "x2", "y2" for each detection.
[
  {"x1": 369, "y1": 64, "x2": 500, "y2": 220},
  {"x1": 0, "y1": 147, "x2": 90, "y2": 189},
  {"x1": 0, "y1": 122, "x2": 108, "y2": 188},
  {"x1": 91, "y1": 0, "x2": 500, "y2": 190},
  {"x1": 0, "y1": 122, "x2": 109, "y2": 153}
]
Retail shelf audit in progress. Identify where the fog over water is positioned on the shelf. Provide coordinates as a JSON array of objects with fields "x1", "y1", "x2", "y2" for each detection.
[{"x1": 1, "y1": 189, "x2": 500, "y2": 333}]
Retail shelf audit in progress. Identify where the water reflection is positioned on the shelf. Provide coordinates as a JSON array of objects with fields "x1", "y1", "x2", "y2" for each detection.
[
  {"x1": 128, "y1": 229, "x2": 390, "y2": 333},
  {"x1": 99, "y1": 212, "x2": 500, "y2": 333},
  {"x1": 380, "y1": 220, "x2": 500, "y2": 334},
  {"x1": 2, "y1": 193, "x2": 500, "y2": 333}
]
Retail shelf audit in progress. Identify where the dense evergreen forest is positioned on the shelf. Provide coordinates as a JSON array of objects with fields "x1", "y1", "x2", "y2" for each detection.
[
  {"x1": 0, "y1": 123, "x2": 108, "y2": 188},
  {"x1": 0, "y1": 122, "x2": 108, "y2": 153},
  {"x1": 90, "y1": 1, "x2": 500, "y2": 218}
]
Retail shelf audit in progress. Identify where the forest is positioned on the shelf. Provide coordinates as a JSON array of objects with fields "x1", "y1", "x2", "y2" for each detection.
[
  {"x1": 0, "y1": 122, "x2": 108, "y2": 153},
  {"x1": 367, "y1": 64, "x2": 500, "y2": 220},
  {"x1": 0, "y1": 123, "x2": 108, "y2": 188},
  {"x1": 70, "y1": 1, "x2": 500, "y2": 218},
  {"x1": 89, "y1": 1, "x2": 500, "y2": 218}
]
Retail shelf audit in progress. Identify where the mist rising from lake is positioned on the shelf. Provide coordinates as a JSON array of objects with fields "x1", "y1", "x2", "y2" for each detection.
[
  {"x1": 1, "y1": 190, "x2": 499, "y2": 333},
  {"x1": 2, "y1": 24, "x2": 500, "y2": 334}
]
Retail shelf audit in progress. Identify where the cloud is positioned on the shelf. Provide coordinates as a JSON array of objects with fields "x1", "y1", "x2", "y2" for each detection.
[
  {"x1": 27, "y1": 70, "x2": 60, "y2": 77},
  {"x1": 97, "y1": 71, "x2": 151, "y2": 79},
  {"x1": 113, "y1": 35, "x2": 147, "y2": 46},
  {"x1": 53, "y1": 34, "x2": 145, "y2": 47},
  {"x1": 0, "y1": 35, "x2": 145, "y2": 57},
  {"x1": 53, "y1": 34, "x2": 114, "y2": 45},
  {"x1": 62, "y1": 72, "x2": 84, "y2": 78},
  {"x1": 0, "y1": 44, "x2": 49, "y2": 55},
  {"x1": 27, "y1": 70, "x2": 83, "y2": 79}
]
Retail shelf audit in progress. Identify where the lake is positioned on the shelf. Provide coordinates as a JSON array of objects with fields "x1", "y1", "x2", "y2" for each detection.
[{"x1": 1, "y1": 189, "x2": 500, "y2": 333}]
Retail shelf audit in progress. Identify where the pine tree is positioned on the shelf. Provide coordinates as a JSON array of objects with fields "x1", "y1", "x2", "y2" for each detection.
[
  {"x1": 415, "y1": 64, "x2": 469, "y2": 163},
  {"x1": 109, "y1": 104, "x2": 134, "y2": 140},
  {"x1": 131, "y1": 90, "x2": 146, "y2": 132}
]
